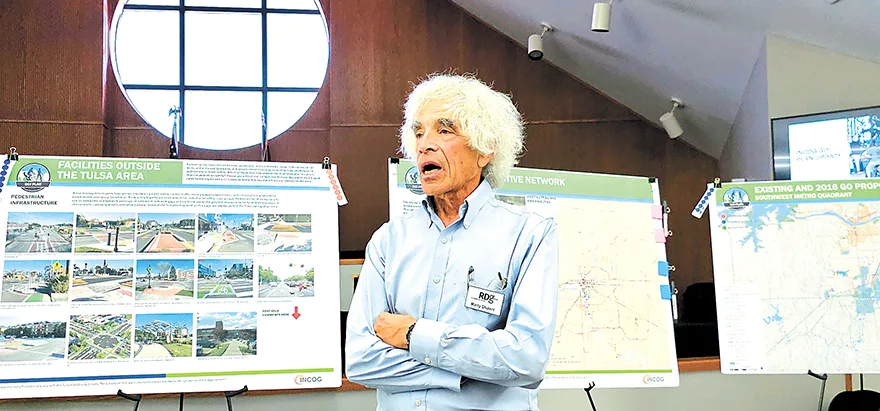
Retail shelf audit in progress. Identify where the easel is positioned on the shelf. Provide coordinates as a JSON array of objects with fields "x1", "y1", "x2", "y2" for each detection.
[
  {"x1": 807, "y1": 370, "x2": 828, "y2": 411},
  {"x1": 116, "y1": 386, "x2": 248, "y2": 410},
  {"x1": 583, "y1": 382, "x2": 598, "y2": 411}
]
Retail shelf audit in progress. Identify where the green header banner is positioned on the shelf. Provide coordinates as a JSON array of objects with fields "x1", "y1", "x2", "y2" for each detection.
[
  {"x1": 395, "y1": 159, "x2": 654, "y2": 200},
  {"x1": 9, "y1": 157, "x2": 183, "y2": 185},
  {"x1": 717, "y1": 180, "x2": 880, "y2": 204}
]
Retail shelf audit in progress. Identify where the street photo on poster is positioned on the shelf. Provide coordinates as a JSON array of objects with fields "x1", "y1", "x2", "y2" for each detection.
[
  {"x1": 136, "y1": 213, "x2": 196, "y2": 253},
  {"x1": 70, "y1": 259, "x2": 134, "y2": 302},
  {"x1": 255, "y1": 214, "x2": 312, "y2": 253},
  {"x1": 6, "y1": 212, "x2": 73, "y2": 253},
  {"x1": 134, "y1": 313, "x2": 193, "y2": 359},
  {"x1": 0, "y1": 315, "x2": 66, "y2": 362},
  {"x1": 2, "y1": 259, "x2": 70, "y2": 303},
  {"x1": 257, "y1": 255, "x2": 314, "y2": 298},
  {"x1": 68, "y1": 314, "x2": 133, "y2": 361},
  {"x1": 195, "y1": 312, "x2": 257, "y2": 357},
  {"x1": 134, "y1": 259, "x2": 195, "y2": 301},
  {"x1": 74, "y1": 212, "x2": 136, "y2": 253},
  {"x1": 197, "y1": 258, "x2": 254, "y2": 299},
  {"x1": 196, "y1": 213, "x2": 254, "y2": 253}
]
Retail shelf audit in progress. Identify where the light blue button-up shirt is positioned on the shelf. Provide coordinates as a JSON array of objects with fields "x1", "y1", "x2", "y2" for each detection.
[{"x1": 346, "y1": 179, "x2": 559, "y2": 410}]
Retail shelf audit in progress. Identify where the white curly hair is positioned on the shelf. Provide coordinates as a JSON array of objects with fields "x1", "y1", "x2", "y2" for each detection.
[{"x1": 399, "y1": 74, "x2": 525, "y2": 188}]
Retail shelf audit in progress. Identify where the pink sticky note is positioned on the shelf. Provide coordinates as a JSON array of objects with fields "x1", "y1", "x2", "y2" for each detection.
[
  {"x1": 651, "y1": 205, "x2": 663, "y2": 219},
  {"x1": 654, "y1": 228, "x2": 667, "y2": 243}
]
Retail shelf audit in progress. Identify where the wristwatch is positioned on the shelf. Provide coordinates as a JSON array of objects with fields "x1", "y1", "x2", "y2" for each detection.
[{"x1": 405, "y1": 322, "x2": 416, "y2": 350}]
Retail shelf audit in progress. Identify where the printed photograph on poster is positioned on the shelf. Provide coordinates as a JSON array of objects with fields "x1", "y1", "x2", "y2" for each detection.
[
  {"x1": 136, "y1": 213, "x2": 196, "y2": 253},
  {"x1": 5, "y1": 212, "x2": 73, "y2": 253},
  {"x1": 0, "y1": 315, "x2": 67, "y2": 362},
  {"x1": 70, "y1": 259, "x2": 134, "y2": 302},
  {"x1": 2, "y1": 259, "x2": 70, "y2": 303},
  {"x1": 494, "y1": 194, "x2": 526, "y2": 207},
  {"x1": 197, "y1": 258, "x2": 253, "y2": 299},
  {"x1": 195, "y1": 312, "x2": 257, "y2": 357},
  {"x1": 255, "y1": 214, "x2": 312, "y2": 253},
  {"x1": 196, "y1": 213, "x2": 254, "y2": 253},
  {"x1": 257, "y1": 255, "x2": 314, "y2": 298},
  {"x1": 68, "y1": 314, "x2": 133, "y2": 361},
  {"x1": 74, "y1": 212, "x2": 136, "y2": 253},
  {"x1": 134, "y1": 313, "x2": 193, "y2": 359},
  {"x1": 135, "y1": 259, "x2": 195, "y2": 301}
]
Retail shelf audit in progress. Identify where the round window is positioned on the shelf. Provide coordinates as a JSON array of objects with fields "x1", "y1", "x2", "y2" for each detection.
[{"x1": 109, "y1": 0, "x2": 329, "y2": 150}]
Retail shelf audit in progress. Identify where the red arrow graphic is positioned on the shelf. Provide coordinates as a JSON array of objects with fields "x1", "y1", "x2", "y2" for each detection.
[{"x1": 292, "y1": 306, "x2": 301, "y2": 320}]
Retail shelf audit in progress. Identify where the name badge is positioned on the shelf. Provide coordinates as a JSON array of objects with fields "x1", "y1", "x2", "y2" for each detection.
[{"x1": 465, "y1": 285, "x2": 504, "y2": 316}]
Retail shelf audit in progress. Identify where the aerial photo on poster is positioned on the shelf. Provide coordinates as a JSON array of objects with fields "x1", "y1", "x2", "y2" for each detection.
[
  {"x1": 70, "y1": 259, "x2": 134, "y2": 302},
  {"x1": 68, "y1": 314, "x2": 132, "y2": 361},
  {"x1": 134, "y1": 259, "x2": 195, "y2": 301},
  {"x1": 2, "y1": 259, "x2": 70, "y2": 303},
  {"x1": 255, "y1": 214, "x2": 312, "y2": 253},
  {"x1": 197, "y1": 258, "x2": 253, "y2": 299},
  {"x1": 134, "y1": 313, "x2": 193, "y2": 359},
  {"x1": 0, "y1": 315, "x2": 66, "y2": 362},
  {"x1": 196, "y1": 213, "x2": 254, "y2": 253},
  {"x1": 74, "y1": 212, "x2": 136, "y2": 253},
  {"x1": 258, "y1": 256, "x2": 314, "y2": 298},
  {"x1": 136, "y1": 213, "x2": 195, "y2": 253},
  {"x1": 5, "y1": 212, "x2": 73, "y2": 253},
  {"x1": 195, "y1": 312, "x2": 257, "y2": 357}
]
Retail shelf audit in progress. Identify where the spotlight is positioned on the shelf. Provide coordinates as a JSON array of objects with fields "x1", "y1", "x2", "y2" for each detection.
[
  {"x1": 591, "y1": 1, "x2": 612, "y2": 32},
  {"x1": 659, "y1": 98, "x2": 684, "y2": 139},
  {"x1": 528, "y1": 22, "x2": 553, "y2": 61}
]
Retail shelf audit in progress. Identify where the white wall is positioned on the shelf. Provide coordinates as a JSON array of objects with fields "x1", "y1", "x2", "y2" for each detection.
[
  {"x1": 0, "y1": 372, "x2": 849, "y2": 410},
  {"x1": 720, "y1": 34, "x2": 880, "y2": 180},
  {"x1": 721, "y1": 40, "x2": 770, "y2": 180},
  {"x1": 766, "y1": 35, "x2": 880, "y2": 120}
]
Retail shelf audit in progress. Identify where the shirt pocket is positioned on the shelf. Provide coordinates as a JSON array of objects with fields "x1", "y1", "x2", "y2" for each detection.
[{"x1": 464, "y1": 263, "x2": 514, "y2": 327}]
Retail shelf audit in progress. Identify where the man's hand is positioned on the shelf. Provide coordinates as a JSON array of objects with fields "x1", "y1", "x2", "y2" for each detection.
[{"x1": 374, "y1": 312, "x2": 416, "y2": 349}]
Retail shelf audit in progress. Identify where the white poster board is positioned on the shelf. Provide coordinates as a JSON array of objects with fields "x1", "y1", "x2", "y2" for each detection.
[
  {"x1": 710, "y1": 179, "x2": 880, "y2": 373},
  {"x1": 389, "y1": 159, "x2": 679, "y2": 388},
  {"x1": 0, "y1": 155, "x2": 341, "y2": 399}
]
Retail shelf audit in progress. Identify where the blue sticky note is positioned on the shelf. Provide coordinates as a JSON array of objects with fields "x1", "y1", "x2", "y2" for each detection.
[
  {"x1": 660, "y1": 284, "x2": 671, "y2": 300},
  {"x1": 658, "y1": 261, "x2": 669, "y2": 276}
]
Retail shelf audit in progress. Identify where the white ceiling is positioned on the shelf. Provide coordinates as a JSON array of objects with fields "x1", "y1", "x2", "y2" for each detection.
[{"x1": 449, "y1": 0, "x2": 880, "y2": 158}]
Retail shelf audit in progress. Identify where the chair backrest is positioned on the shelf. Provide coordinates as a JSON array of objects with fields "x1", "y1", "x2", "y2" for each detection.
[
  {"x1": 680, "y1": 282, "x2": 717, "y2": 324},
  {"x1": 828, "y1": 389, "x2": 880, "y2": 411}
]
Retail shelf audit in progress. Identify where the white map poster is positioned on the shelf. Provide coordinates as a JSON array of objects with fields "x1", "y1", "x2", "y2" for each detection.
[
  {"x1": 0, "y1": 155, "x2": 341, "y2": 399},
  {"x1": 710, "y1": 179, "x2": 880, "y2": 373},
  {"x1": 389, "y1": 159, "x2": 679, "y2": 388}
]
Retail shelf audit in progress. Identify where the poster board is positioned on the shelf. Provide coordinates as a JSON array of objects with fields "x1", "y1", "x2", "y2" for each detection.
[
  {"x1": 389, "y1": 159, "x2": 680, "y2": 388},
  {"x1": 0, "y1": 155, "x2": 341, "y2": 399},
  {"x1": 710, "y1": 179, "x2": 880, "y2": 373}
]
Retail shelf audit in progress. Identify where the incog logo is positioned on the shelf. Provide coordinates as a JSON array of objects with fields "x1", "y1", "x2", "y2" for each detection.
[
  {"x1": 642, "y1": 375, "x2": 665, "y2": 384},
  {"x1": 295, "y1": 375, "x2": 323, "y2": 385},
  {"x1": 16, "y1": 163, "x2": 51, "y2": 192},
  {"x1": 404, "y1": 166, "x2": 423, "y2": 195}
]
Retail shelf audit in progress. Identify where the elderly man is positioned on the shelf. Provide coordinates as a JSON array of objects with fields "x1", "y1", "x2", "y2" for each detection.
[{"x1": 345, "y1": 74, "x2": 558, "y2": 410}]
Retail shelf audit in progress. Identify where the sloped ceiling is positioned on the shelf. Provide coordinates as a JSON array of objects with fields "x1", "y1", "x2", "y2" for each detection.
[{"x1": 449, "y1": 0, "x2": 880, "y2": 158}]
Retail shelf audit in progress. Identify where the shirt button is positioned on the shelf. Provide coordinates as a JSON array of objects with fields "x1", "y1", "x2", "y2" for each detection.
[
  {"x1": 425, "y1": 357, "x2": 431, "y2": 364},
  {"x1": 440, "y1": 237, "x2": 447, "y2": 244},
  {"x1": 415, "y1": 400, "x2": 422, "y2": 406},
  {"x1": 433, "y1": 277, "x2": 440, "y2": 284}
]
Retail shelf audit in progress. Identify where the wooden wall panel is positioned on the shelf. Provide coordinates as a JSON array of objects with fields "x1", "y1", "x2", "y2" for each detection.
[
  {"x1": 662, "y1": 140, "x2": 718, "y2": 291},
  {"x1": 0, "y1": 124, "x2": 103, "y2": 157},
  {"x1": 0, "y1": 1, "x2": 104, "y2": 122},
  {"x1": 330, "y1": 127, "x2": 401, "y2": 250}
]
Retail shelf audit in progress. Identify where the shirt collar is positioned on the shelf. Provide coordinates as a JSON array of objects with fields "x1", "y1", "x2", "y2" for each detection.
[{"x1": 421, "y1": 179, "x2": 494, "y2": 229}]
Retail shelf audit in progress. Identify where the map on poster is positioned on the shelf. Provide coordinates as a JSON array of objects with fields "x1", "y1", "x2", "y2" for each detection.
[
  {"x1": 388, "y1": 159, "x2": 679, "y2": 388},
  {"x1": 710, "y1": 179, "x2": 880, "y2": 374},
  {"x1": 0, "y1": 155, "x2": 341, "y2": 399}
]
